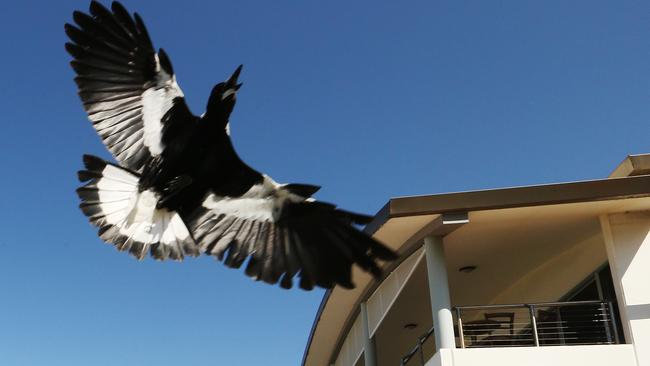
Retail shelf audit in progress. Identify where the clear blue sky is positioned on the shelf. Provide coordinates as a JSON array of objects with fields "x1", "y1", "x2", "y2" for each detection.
[{"x1": 0, "y1": 0, "x2": 647, "y2": 365}]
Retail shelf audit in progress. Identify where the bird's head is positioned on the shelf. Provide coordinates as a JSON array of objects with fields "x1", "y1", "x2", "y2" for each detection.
[{"x1": 206, "y1": 64, "x2": 243, "y2": 121}]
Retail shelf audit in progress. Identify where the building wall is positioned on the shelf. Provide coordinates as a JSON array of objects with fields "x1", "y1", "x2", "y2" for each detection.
[
  {"x1": 334, "y1": 314, "x2": 364, "y2": 366},
  {"x1": 601, "y1": 211, "x2": 650, "y2": 366},
  {"x1": 425, "y1": 345, "x2": 637, "y2": 366},
  {"x1": 325, "y1": 205, "x2": 650, "y2": 366}
]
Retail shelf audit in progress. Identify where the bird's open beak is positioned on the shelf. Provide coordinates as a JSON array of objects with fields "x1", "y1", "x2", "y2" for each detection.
[
  {"x1": 221, "y1": 65, "x2": 243, "y2": 100},
  {"x1": 227, "y1": 64, "x2": 243, "y2": 90}
]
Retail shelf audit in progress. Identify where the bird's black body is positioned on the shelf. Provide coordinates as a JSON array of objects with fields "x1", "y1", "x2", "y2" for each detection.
[
  {"x1": 140, "y1": 89, "x2": 264, "y2": 214},
  {"x1": 68, "y1": 1, "x2": 397, "y2": 290}
]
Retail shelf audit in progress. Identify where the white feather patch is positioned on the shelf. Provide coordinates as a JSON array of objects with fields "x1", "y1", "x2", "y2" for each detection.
[
  {"x1": 200, "y1": 175, "x2": 312, "y2": 223},
  {"x1": 142, "y1": 87, "x2": 169, "y2": 156},
  {"x1": 141, "y1": 54, "x2": 184, "y2": 156},
  {"x1": 96, "y1": 186, "x2": 190, "y2": 247},
  {"x1": 96, "y1": 178, "x2": 137, "y2": 192},
  {"x1": 169, "y1": 213, "x2": 190, "y2": 241},
  {"x1": 102, "y1": 209, "x2": 130, "y2": 225},
  {"x1": 101, "y1": 164, "x2": 139, "y2": 184},
  {"x1": 202, "y1": 194, "x2": 276, "y2": 222},
  {"x1": 139, "y1": 210, "x2": 189, "y2": 247},
  {"x1": 87, "y1": 158, "x2": 194, "y2": 254}
]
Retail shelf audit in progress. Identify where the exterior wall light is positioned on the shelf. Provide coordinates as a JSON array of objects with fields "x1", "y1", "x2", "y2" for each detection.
[{"x1": 458, "y1": 265, "x2": 477, "y2": 273}]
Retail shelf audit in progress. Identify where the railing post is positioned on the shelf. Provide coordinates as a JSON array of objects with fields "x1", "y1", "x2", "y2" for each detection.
[
  {"x1": 555, "y1": 306, "x2": 565, "y2": 345},
  {"x1": 599, "y1": 301, "x2": 613, "y2": 344},
  {"x1": 529, "y1": 304, "x2": 540, "y2": 346},
  {"x1": 608, "y1": 301, "x2": 621, "y2": 344},
  {"x1": 418, "y1": 335, "x2": 425, "y2": 365},
  {"x1": 456, "y1": 307, "x2": 465, "y2": 348}
]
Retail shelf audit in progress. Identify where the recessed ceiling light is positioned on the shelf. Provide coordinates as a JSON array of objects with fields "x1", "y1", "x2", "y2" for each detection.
[
  {"x1": 459, "y1": 265, "x2": 477, "y2": 273},
  {"x1": 404, "y1": 323, "x2": 418, "y2": 330}
]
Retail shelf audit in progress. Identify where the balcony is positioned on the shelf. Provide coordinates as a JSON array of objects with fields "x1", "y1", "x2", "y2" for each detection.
[
  {"x1": 400, "y1": 300, "x2": 622, "y2": 365},
  {"x1": 456, "y1": 300, "x2": 620, "y2": 348}
]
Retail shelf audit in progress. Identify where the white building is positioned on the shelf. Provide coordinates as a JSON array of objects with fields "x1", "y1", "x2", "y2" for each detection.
[{"x1": 302, "y1": 154, "x2": 650, "y2": 366}]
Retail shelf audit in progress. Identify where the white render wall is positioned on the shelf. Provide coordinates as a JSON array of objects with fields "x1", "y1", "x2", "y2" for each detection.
[
  {"x1": 366, "y1": 249, "x2": 424, "y2": 337},
  {"x1": 334, "y1": 314, "x2": 364, "y2": 366},
  {"x1": 600, "y1": 211, "x2": 650, "y2": 366},
  {"x1": 425, "y1": 345, "x2": 637, "y2": 366}
]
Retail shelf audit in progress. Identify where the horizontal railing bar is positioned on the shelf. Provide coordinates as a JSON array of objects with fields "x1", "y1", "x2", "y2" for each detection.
[
  {"x1": 466, "y1": 339, "x2": 536, "y2": 342},
  {"x1": 466, "y1": 342, "x2": 616, "y2": 348},
  {"x1": 466, "y1": 343, "x2": 536, "y2": 346},
  {"x1": 463, "y1": 322, "x2": 532, "y2": 327},
  {"x1": 462, "y1": 331, "x2": 610, "y2": 339},
  {"x1": 536, "y1": 325, "x2": 610, "y2": 329},
  {"x1": 460, "y1": 337, "x2": 532, "y2": 343},
  {"x1": 545, "y1": 313, "x2": 608, "y2": 316},
  {"x1": 540, "y1": 340, "x2": 616, "y2": 344},
  {"x1": 537, "y1": 331, "x2": 609, "y2": 335},
  {"x1": 462, "y1": 336, "x2": 535, "y2": 339},
  {"x1": 538, "y1": 328, "x2": 610, "y2": 333},
  {"x1": 456, "y1": 304, "x2": 529, "y2": 310},
  {"x1": 455, "y1": 300, "x2": 608, "y2": 310},
  {"x1": 537, "y1": 324, "x2": 611, "y2": 329},
  {"x1": 538, "y1": 319, "x2": 610, "y2": 323},
  {"x1": 538, "y1": 325, "x2": 611, "y2": 329},
  {"x1": 461, "y1": 326, "x2": 608, "y2": 332},
  {"x1": 468, "y1": 338, "x2": 615, "y2": 342},
  {"x1": 539, "y1": 337, "x2": 610, "y2": 341},
  {"x1": 537, "y1": 318, "x2": 613, "y2": 322},
  {"x1": 537, "y1": 321, "x2": 610, "y2": 325},
  {"x1": 542, "y1": 311, "x2": 608, "y2": 315},
  {"x1": 539, "y1": 334, "x2": 608, "y2": 337},
  {"x1": 466, "y1": 345, "x2": 535, "y2": 348}
]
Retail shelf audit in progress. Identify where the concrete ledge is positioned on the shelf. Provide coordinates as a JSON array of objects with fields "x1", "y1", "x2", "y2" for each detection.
[{"x1": 426, "y1": 345, "x2": 637, "y2": 366}]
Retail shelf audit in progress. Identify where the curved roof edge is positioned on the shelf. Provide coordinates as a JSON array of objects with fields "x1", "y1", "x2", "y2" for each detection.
[{"x1": 301, "y1": 288, "x2": 333, "y2": 366}]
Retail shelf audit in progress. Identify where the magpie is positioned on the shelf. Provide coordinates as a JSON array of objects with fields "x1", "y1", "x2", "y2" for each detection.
[{"x1": 66, "y1": 1, "x2": 397, "y2": 290}]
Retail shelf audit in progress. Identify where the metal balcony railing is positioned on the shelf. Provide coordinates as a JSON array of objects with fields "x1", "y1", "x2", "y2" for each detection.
[
  {"x1": 455, "y1": 300, "x2": 620, "y2": 348},
  {"x1": 399, "y1": 326, "x2": 434, "y2": 366},
  {"x1": 399, "y1": 300, "x2": 621, "y2": 365}
]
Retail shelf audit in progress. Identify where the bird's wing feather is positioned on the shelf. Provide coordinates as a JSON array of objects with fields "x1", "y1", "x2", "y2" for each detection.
[
  {"x1": 66, "y1": 1, "x2": 194, "y2": 172},
  {"x1": 185, "y1": 191, "x2": 397, "y2": 290}
]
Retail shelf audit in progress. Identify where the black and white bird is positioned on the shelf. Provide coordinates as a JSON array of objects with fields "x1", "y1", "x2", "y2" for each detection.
[{"x1": 66, "y1": 1, "x2": 397, "y2": 290}]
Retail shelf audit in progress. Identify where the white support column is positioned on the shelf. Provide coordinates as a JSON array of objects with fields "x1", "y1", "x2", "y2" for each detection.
[
  {"x1": 360, "y1": 302, "x2": 377, "y2": 366},
  {"x1": 600, "y1": 212, "x2": 650, "y2": 366},
  {"x1": 424, "y1": 235, "x2": 456, "y2": 351}
]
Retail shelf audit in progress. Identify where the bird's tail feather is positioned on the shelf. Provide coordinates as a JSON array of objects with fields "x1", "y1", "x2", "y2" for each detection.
[{"x1": 76, "y1": 154, "x2": 199, "y2": 260}]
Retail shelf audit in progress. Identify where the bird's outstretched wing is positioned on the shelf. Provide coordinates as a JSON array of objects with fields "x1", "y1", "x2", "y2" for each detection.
[
  {"x1": 185, "y1": 188, "x2": 398, "y2": 290},
  {"x1": 65, "y1": 1, "x2": 194, "y2": 172}
]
